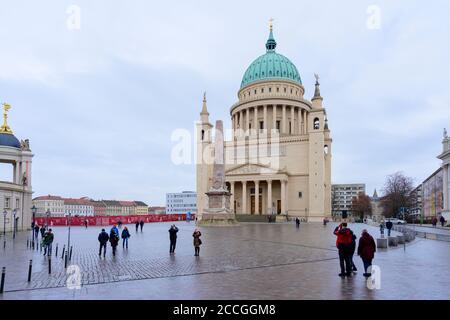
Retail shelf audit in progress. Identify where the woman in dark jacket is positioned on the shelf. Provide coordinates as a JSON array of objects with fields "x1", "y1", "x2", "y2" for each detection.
[
  {"x1": 357, "y1": 229, "x2": 376, "y2": 277},
  {"x1": 193, "y1": 229, "x2": 202, "y2": 256},
  {"x1": 109, "y1": 230, "x2": 119, "y2": 256}
]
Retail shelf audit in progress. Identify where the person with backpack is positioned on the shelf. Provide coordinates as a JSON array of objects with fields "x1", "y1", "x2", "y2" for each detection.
[
  {"x1": 121, "y1": 226, "x2": 131, "y2": 249},
  {"x1": 42, "y1": 229, "x2": 54, "y2": 256},
  {"x1": 333, "y1": 222, "x2": 353, "y2": 277},
  {"x1": 109, "y1": 229, "x2": 119, "y2": 256},
  {"x1": 193, "y1": 229, "x2": 202, "y2": 256},
  {"x1": 169, "y1": 224, "x2": 179, "y2": 254},
  {"x1": 98, "y1": 229, "x2": 109, "y2": 257},
  {"x1": 357, "y1": 229, "x2": 377, "y2": 277}
]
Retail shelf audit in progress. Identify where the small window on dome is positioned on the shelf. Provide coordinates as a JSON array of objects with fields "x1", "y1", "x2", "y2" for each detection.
[
  {"x1": 276, "y1": 87, "x2": 279, "y2": 92},
  {"x1": 269, "y1": 71, "x2": 272, "y2": 76},
  {"x1": 283, "y1": 71, "x2": 286, "y2": 75},
  {"x1": 284, "y1": 87, "x2": 287, "y2": 93},
  {"x1": 261, "y1": 88, "x2": 264, "y2": 93},
  {"x1": 277, "y1": 70, "x2": 279, "y2": 75},
  {"x1": 269, "y1": 87, "x2": 272, "y2": 92}
]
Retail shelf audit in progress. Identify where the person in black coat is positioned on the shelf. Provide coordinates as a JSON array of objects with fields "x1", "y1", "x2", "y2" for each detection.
[
  {"x1": 168, "y1": 224, "x2": 179, "y2": 254},
  {"x1": 295, "y1": 217, "x2": 300, "y2": 228},
  {"x1": 349, "y1": 231, "x2": 357, "y2": 272},
  {"x1": 386, "y1": 219, "x2": 393, "y2": 236},
  {"x1": 135, "y1": 221, "x2": 139, "y2": 232},
  {"x1": 34, "y1": 224, "x2": 40, "y2": 239},
  {"x1": 109, "y1": 229, "x2": 119, "y2": 256},
  {"x1": 98, "y1": 229, "x2": 109, "y2": 257},
  {"x1": 40, "y1": 226, "x2": 46, "y2": 238},
  {"x1": 121, "y1": 227, "x2": 131, "y2": 249},
  {"x1": 139, "y1": 220, "x2": 144, "y2": 232}
]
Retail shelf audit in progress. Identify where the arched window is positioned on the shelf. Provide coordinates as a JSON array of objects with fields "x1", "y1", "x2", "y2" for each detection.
[
  {"x1": 201, "y1": 130, "x2": 205, "y2": 141},
  {"x1": 324, "y1": 144, "x2": 329, "y2": 154},
  {"x1": 314, "y1": 118, "x2": 320, "y2": 130}
]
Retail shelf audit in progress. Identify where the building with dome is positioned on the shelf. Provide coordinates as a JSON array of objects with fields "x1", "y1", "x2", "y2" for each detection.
[
  {"x1": 196, "y1": 23, "x2": 332, "y2": 222},
  {"x1": 0, "y1": 103, "x2": 33, "y2": 233}
]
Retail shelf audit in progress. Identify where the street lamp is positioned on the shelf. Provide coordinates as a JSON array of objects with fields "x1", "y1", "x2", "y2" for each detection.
[
  {"x1": 67, "y1": 210, "x2": 72, "y2": 257},
  {"x1": 12, "y1": 209, "x2": 16, "y2": 239},
  {"x1": 46, "y1": 209, "x2": 51, "y2": 229},
  {"x1": 3, "y1": 210, "x2": 7, "y2": 249}
]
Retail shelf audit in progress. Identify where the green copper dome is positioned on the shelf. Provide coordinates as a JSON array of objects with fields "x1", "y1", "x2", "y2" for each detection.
[{"x1": 240, "y1": 28, "x2": 302, "y2": 88}]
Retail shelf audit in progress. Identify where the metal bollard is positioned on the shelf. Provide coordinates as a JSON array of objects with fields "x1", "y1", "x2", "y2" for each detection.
[
  {"x1": 27, "y1": 260, "x2": 32, "y2": 282},
  {"x1": 55, "y1": 244, "x2": 58, "y2": 257},
  {"x1": 69, "y1": 246, "x2": 73, "y2": 260},
  {"x1": 48, "y1": 257, "x2": 52, "y2": 274},
  {"x1": 61, "y1": 245, "x2": 65, "y2": 259},
  {"x1": 64, "y1": 252, "x2": 68, "y2": 269},
  {"x1": 0, "y1": 267, "x2": 5, "y2": 294}
]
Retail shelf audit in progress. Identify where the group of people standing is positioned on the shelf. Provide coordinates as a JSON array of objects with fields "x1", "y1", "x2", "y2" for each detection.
[
  {"x1": 333, "y1": 223, "x2": 376, "y2": 278},
  {"x1": 31, "y1": 222, "x2": 54, "y2": 256},
  {"x1": 97, "y1": 222, "x2": 203, "y2": 257}
]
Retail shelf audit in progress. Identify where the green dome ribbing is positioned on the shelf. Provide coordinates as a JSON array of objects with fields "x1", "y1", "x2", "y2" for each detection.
[{"x1": 240, "y1": 28, "x2": 302, "y2": 88}]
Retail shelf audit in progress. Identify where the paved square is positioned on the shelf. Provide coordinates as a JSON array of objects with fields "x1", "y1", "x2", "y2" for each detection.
[{"x1": 0, "y1": 221, "x2": 449, "y2": 299}]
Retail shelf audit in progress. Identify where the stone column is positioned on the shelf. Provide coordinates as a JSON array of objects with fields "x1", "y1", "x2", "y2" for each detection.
[
  {"x1": 254, "y1": 106, "x2": 258, "y2": 134},
  {"x1": 444, "y1": 165, "x2": 449, "y2": 210},
  {"x1": 282, "y1": 105, "x2": 286, "y2": 134},
  {"x1": 267, "y1": 180, "x2": 272, "y2": 214},
  {"x1": 230, "y1": 181, "x2": 235, "y2": 213},
  {"x1": 246, "y1": 109, "x2": 250, "y2": 134},
  {"x1": 281, "y1": 180, "x2": 286, "y2": 214},
  {"x1": 272, "y1": 105, "x2": 277, "y2": 132},
  {"x1": 242, "y1": 181, "x2": 247, "y2": 214},
  {"x1": 298, "y1": 108, "x2": 302, "y2": 134},
  {"x1": 290, "y1": 106, "x2": 295, "y2": 135},
  {"x1": 255, "y1": 180, "x2": 260, "y2": 215},
  {"x1": 263, "y1": 105, "x2": 267, "y2": 131}
]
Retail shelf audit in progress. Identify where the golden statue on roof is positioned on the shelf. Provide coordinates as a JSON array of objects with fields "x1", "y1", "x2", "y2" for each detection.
[{"x1": 0, "y1": 102, "x2": 13, "y2": 134}]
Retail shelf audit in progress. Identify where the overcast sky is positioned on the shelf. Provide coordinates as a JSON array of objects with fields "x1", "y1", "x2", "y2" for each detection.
[{"x1": 1, "y1": 0, "x2": 449, "y2": 205}]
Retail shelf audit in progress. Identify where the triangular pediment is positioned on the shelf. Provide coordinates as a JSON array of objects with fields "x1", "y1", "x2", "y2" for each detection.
[{"x1": 226, "y1": 163, "x2": 282, "y2": 176}]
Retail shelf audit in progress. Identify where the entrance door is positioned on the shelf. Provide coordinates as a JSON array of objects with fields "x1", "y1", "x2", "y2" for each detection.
[
  {"x1": 277, "y1": 200, "x2": 281, "y2": 214},
  {"x1": 251, "y1": 196, "x2": 255, "y2": 214}
]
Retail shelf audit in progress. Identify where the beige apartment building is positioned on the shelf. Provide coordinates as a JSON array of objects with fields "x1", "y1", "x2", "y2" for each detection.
[{"x1": 197, "y1": 24, "x2": 332, "y2": 222}]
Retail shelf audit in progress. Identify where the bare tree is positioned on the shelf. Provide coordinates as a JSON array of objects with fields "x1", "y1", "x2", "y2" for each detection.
[
  {"x1": 381, "y1": 172, "x2": 414, "y2": 218},
  {"x1": 351, "y1": 192, "x2": 372, "y2": 221}
]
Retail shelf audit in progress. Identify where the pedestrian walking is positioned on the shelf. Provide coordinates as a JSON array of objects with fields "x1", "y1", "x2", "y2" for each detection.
[
  {"x1": 295, "y1": 217, "x2": 300, "y2": 228},
  {"x1": 110, "y1": 224, "x2": 119, "y2": 237},
  {"x1": 357, "y1": 229, "x2": 376, "y2": 277},
  {"x1": 84, "y1": 219, "x2": 88, "y2": 229},
  {"x1": 98, "y1": 228, "x2": 109, "y2": 257},
  {"x1": 34, "y1": 224, "x2": 40, "y2": 239},
  {"x1": 135, "y1": 220, "x2": 139, "y2": 232},
  {"x1": 432, "y1": 216, "x2": 438, "y2": 227},
  {"x1": 42, "y1": 229, "x2": 54, "y2": 256},
  {"x1": 109, "y1": 229, "x2": 119, "y2": 256},
  {"x1": 349, "y1": 231, "x2": 357, "y2": 272},
  {"x1": 121, "y1": 226, "x2": 131, "y2": 249},
  {"x1": 169, "y1": 224, "x2": 179, "y2": 254},
  {"x1": 118, "y1": 220, "x2": 122, "y2": 229},
  {"x1": 333, "y1": 222, "x2": 353, "y2": 277},
  {"x1": 40, "y1": 225, "x2": 46, "y2": 238},
  {"x1": 193, "y1": 229, "x2": 202, "y2": 256},
  {"x1": 386, "y1": 219, "x2": 393, "y2": 236},
  {"x1": 379, "y1": 221, "x2": 385, "y2": 236},
  {"x1": 139, "y1": 220, "x2": 144, "y2": 232},
  {"x1": 439, "y1": 215, "x2": 446, "y2": 227}
]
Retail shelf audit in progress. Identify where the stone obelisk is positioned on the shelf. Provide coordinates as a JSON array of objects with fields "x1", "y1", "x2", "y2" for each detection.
[{"x1": 197, "y1": 120, "x2": 237, "y2": 226}]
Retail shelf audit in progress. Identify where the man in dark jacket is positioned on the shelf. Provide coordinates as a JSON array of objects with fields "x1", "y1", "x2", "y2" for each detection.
[
  {"x1": 139, "y1": 220, "x2": 144, "y2": 232},
  {"x1": 43, "y1": 229, "x2": 54, "y2": 256},
  {"x1": 334, "y1": 223, "x2": 353, "y2": 277},
  {"x1": 135, "y1": 221, "x2": 139, "y2": 232},
  {"x1": 121, "y1": 227, "x2": 130, "y2": 249},
  {"x1": 440, "y1": 215, "x2": 446, "y2": 227},
  {"x1": 169, "y1": 224, "x2": 179, "y2": 254},
  {"x1": 386, "y1": 219, "x2": 393, "y2": 236},
  {"x1": 34, "y1": 224, "x2": 40, "y2": 239},
  {"x1": 98, "y1": 229, "x2": 109, "y2": 257},
  {"x1": 357, "y1": 229, "x2": 377, "y2": 277},
  {"x1": 40, "y1": 225, "x2": 46, "y2": 238}
]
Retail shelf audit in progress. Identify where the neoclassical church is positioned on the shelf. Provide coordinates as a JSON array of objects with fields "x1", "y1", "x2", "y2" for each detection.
[
  {"x1": 0, "y1": 103, "x2": 33, "y2": 233},
  {"x1": 197, "y1": 24, "x2": 332, "y2": 222}
]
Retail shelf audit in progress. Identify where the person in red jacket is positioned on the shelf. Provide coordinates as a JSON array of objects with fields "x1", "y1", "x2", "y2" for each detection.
[
  {"x1": 334, "y1": 222, "x2": 353, "y2": 277},
  {"x1": 357, "y1": 229, "x2": 377, "y2": 277}
]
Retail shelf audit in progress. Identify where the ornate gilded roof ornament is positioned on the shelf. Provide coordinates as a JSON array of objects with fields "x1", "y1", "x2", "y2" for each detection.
[{"x1": 0, "y1": 102, "x2": 13, "y2": 134}]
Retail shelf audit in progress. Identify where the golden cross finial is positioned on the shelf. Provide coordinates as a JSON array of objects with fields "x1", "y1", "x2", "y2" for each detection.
[
  {"x1": 0, "y1": 102, "x2": 13, "y2": 134},
  {"x1": 269, "y1": 18, "x2": 274, "y2": 32}
]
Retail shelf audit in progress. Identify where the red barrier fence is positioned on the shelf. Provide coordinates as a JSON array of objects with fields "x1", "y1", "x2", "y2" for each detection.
[{"x1": 34, "y1": 214, "x2": 195, "y2": 227}]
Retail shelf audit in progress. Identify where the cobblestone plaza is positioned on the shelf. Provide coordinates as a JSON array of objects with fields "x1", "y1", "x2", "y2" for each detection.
[{"x1": 0, "y1": 221, "x2": 449, "y2": 300}]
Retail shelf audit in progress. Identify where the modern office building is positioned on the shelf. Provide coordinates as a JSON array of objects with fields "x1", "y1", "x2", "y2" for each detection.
[
  {"x1": 166, "y1": 191, "x2": 197, "y2": 214},
  {"x1": 331, "y1": 183, "x2": 366, "y2": 218}
]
